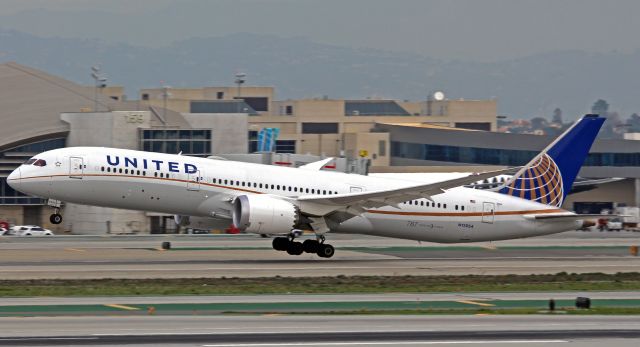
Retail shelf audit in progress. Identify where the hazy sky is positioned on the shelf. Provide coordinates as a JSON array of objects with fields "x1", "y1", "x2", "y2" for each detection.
[{"x1": 0, "y1": 0, "x2": 638, "y2": 61}]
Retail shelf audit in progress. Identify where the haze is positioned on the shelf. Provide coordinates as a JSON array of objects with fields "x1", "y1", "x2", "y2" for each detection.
[{"x1": 0, "y1": 0, "x2": 638, "y2": 62}]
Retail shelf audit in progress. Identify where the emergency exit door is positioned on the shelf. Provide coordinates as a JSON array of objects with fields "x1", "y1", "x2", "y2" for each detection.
[{"x1": 69, "y1": 157, "x2": 84, "y2": 179}]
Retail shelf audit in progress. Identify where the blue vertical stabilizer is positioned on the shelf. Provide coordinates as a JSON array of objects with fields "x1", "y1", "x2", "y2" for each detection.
[{"x1": 497, "y1": 114, "x2": 605, "y2": 206}]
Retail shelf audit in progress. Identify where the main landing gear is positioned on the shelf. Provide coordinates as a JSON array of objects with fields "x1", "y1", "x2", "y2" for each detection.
[{"x1": 272, "y1": 234, "x2": 335, "y2": 258}]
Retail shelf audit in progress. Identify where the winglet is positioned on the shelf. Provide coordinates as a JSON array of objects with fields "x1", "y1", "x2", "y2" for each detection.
[{"x1": 299, "y1": 157, "x2": 335, "y2": 171}]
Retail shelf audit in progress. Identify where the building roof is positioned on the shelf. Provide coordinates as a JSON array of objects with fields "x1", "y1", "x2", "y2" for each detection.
[
  {"x1": 378, "y1": 122, "x2": 478, "y2": 131},
  {"x1": 345, "y1": 100, "x2": 410, "y2": 116},
  {"x1": 0, "y1": 62, "x2": 124, "y2": 150},
  {"x1": 190, "y1": 100, "x2": 259, "y2": 115}
]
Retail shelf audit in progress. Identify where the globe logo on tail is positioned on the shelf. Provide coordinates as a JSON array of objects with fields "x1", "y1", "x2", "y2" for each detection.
[{"x1": 499, "y1": 154, "x2": 564, "y2": 207}]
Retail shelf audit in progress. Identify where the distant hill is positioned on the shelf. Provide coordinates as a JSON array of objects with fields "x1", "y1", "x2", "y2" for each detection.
[{"x1": 1, "y1": 29, "x2": 639, "y2": 119}]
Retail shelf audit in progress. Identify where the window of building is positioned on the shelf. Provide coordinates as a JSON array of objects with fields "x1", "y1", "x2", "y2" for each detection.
[
  {"x1": 140, "y1": 129, "x2": 212, "y2": 157},
  {"x1": 379, "y1": 140, "x2": 387, "y2": 157},
  {"x1": 234, "y1": 97, "x2": 269, "y2": 112},
  {"x1": 275, "y1": 140, "x2": 296, "y2": 154},
  {"x1": 302, "y1": 123, "x2": 339, "y2": 134},
  {"x1": 217, "y1": 91, "x2": 224, "y2": 100},
  {"x1": 142, "y1": 93, "x2": 149, "y2": 100},
  {"x1": 248, "y1": 131, "x2": 258, "y2": 153},
  {"x1": 285, "y1": 105, "x2": 293, "y2": 115},
  {"x1": 391, "y1": 140, "x2": 640, "y2": 168}
]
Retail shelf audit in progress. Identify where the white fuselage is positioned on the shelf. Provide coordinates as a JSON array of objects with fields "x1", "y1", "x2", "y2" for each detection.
[{"x1": 8, "y1": 147, "x2": 579, "y2": 242}]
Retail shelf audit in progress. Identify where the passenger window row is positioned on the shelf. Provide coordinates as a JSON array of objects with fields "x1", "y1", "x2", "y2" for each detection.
[
  {"x1": 100, "y1": 166, "x2": 172, "y2": 179},
  {"x1": 212, "y1": 178, "x2": 339, "y2": 195},
  {"x1": 99, "y1": 165, "x2": 341, "y2": 195},
  {"x1": 404, "y1": 199, "x2": 465, "y2": 211}
]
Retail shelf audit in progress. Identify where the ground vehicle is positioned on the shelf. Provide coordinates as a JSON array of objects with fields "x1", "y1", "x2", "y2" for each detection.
[
  {"x1": 0, "y1": 227, "x2": 7, "y2": 236},
  {"x1": 606, "y1": 218, "x2": 623, "y2": 231},
  {"x1": 11, "y1": 225, "x2": 54, "y2": 236}
]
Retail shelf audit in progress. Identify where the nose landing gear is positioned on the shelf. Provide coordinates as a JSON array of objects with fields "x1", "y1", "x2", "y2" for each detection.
[
  {"x1": 47, "y1": 199, "x2": 63, "y2": 225},
  {"x1": 272, "y1": 233, "x2": 335, "y2": 258},
  {"x1": 50, "y1": 212, "x2": 63, "y2": 224}
]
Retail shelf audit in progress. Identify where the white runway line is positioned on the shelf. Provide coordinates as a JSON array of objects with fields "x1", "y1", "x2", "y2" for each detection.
[{"x1": 202, "y1": 340, "x2": 568, "y2": 346}]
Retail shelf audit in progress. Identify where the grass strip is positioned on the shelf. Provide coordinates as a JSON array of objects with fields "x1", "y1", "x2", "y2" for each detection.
[{"x1": 1, "y1": 272, "x2": 640, "y2": 297}]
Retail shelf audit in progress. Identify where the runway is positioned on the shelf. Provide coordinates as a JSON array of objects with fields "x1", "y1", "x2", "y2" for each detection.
[
  {"x1": 0, "y1": 232, "x2": 638, "y2": 279},
  {"x1": 1, "y1": 233, "x2": 640, "y2": 346},
  {"x1": 1, "y1": 315, "x2": 639, "y2": 346}
]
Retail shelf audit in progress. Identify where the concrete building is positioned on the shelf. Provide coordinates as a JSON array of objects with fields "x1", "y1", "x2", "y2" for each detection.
[{"x1": 138, "y1": 86, "x2": 498, "y2": 167}]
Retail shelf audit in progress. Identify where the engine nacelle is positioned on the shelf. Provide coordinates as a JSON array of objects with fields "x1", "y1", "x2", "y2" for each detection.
[{"x1": 232, "y1": 195, "x2": 299, "y2": 234}]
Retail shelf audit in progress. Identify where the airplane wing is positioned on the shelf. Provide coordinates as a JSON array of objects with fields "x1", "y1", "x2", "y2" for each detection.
[{"x1": 296, "y1": 167, "x2": 517, "y2": 217}]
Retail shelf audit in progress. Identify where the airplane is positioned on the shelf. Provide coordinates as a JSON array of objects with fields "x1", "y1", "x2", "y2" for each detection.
[{"x1": 7, "y1": 114, "x2": 606, "y2": 258}]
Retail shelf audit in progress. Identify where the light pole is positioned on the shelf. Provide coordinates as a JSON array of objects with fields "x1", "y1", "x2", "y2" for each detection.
[
  {"x1": 235, "y1": 72, "x2": 246, "y2": 98},
  {"x1": 90, "y1": 65, "x2": 107, "y2": 112},
  {"x1": 161, "y1": 83, "x2": 171, "y2": 123}
]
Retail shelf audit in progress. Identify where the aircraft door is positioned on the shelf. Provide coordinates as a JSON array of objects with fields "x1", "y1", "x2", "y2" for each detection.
[
  {"x1": 482, "y1": 202, "x2": 495, "y2": 224},
  {"x1": 187, "y1": 170, "x2": 201, "y2": 191},
  {"x1": 69, "y1": 156, "x2": 84, "y2": 179}
]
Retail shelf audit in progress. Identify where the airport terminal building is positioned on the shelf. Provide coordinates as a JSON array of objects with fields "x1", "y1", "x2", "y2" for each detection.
[{"x1": 1, "y1": 62, "x2": 640, "y2": 234}]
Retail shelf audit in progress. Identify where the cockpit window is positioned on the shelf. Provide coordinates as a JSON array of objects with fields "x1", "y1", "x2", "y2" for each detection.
[
  {"x1": 33, "y1": 159, "x2": 47, "y2": 167},
  {"x1": 24, "y1": 159, "x2": 36, "y2": 165}
]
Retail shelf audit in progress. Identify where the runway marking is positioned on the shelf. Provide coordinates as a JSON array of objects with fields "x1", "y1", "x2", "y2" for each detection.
[
  {"x1": 456, "y1": 300, "x2": 495, "y2": 307},
  {"x1": 202, "y1": 340, "x2": 567, "y2": 346},
  {"x1": 64, "y1": 248, "x2": 86, "y2": 252},
  {"x1": 0, "y1": 337, "x2": 99, "y2": 341},
  {"x1": 104, "y1": 304, "x2": 140, "y2": 311}
]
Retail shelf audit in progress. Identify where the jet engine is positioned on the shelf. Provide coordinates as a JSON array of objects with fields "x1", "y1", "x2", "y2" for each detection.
[{"x1": 232, "y1": 195, "x2": 299, "y2": 234}]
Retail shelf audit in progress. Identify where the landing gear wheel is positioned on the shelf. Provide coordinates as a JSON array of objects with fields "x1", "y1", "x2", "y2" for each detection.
[
  {"x1": 317, "y1": 244, "x2": 335, "y2": 258},
  {"x1": 50, "y1": 213, "x2": 63, "y2": 225},
  {"x1": 302, "y1": 239, "x2": 320, "y2": 253},
  {"x1": 272, "y1": 237, "x2": 289, "y2": 251},
  {"x1": 286, "y1": 241, "x2": 304, "y2": 255}
]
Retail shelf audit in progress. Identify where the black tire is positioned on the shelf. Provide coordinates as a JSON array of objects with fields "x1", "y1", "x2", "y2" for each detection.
[
  {"x1": 286, "y1": 241, "x2": 304, "y2": 255},
  {"x1": 50, "y1": 213, "x2": 63, "y2": 224},
  {"x1": 272, "y1": 237, "x2": 289, "y2": 251},
  {"x1": 317, "y1": 244, "x2": 335, "y2": 258},
  {"x1": 302, "y1": 239, "x2": 320, "y2": 253}
]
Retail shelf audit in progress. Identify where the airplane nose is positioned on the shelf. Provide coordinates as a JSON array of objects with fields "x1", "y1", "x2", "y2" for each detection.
[{"x1": 7, "y1": 167, "x2": 20, "y2": 189}]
